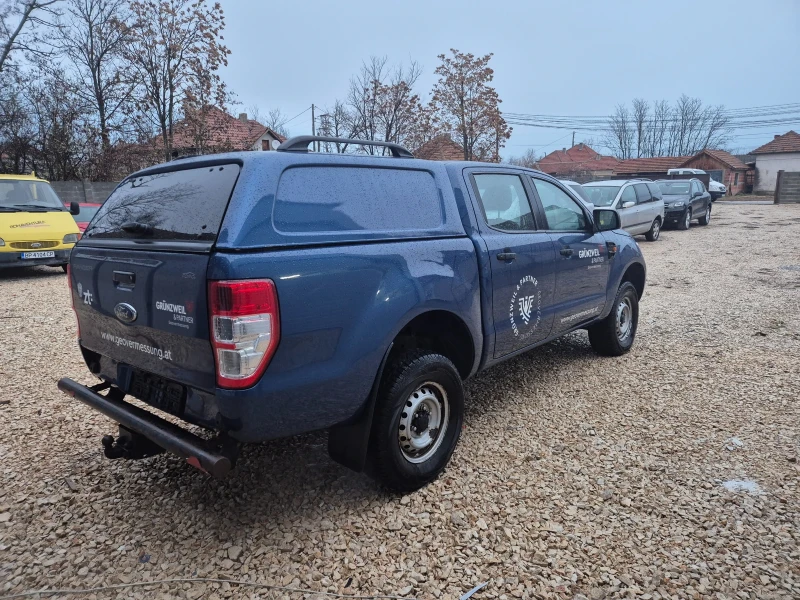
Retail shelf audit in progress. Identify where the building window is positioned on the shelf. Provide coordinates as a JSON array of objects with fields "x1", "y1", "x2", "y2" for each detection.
[{"x1": 734, "y1": 172, "x2": 739, "y2": 185}]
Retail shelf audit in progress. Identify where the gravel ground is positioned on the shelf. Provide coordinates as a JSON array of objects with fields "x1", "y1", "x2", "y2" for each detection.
[{"x1": 1, "y1": 202, "x2": 798, "y2": 600}]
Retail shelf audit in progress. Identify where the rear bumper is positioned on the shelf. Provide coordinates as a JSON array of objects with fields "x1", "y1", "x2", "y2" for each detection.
[
  {"x1": 0, "y1": 248, "x2": 71, "y2": 268},
  {"x1": 57, "y1": 377, "x2": 236, "y2": 477}
]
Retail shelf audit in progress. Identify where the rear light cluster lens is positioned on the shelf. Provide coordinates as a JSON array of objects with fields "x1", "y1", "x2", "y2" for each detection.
[{"x1": 209, "y1": 279, "x2": 280, "y2": 389}]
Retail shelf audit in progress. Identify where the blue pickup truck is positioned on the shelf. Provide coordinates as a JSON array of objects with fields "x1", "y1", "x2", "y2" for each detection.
[{"x1": 59, "y1": 136, "x2": 646, "y2": 491}]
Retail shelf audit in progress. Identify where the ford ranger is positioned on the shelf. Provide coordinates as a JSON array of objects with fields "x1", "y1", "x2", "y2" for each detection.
[{"x1": 59, "y1": 136, "x2": 646, "y2": 491}]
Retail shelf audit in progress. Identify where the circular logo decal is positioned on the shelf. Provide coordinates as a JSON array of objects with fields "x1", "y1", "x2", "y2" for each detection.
[{"x1": 510, "y1": 275, "x2": 541, "y2": 341}]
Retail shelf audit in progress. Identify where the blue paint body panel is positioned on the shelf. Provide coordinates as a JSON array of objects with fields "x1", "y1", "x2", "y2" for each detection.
[{"x1": 67, "y1": 150, "x2": 645, "y2": 444}]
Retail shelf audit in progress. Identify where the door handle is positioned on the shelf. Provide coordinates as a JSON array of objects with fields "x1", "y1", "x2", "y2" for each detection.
[
  {"x1": 496, "y1": 251, "x2": 517, "y2": 262},
  {"x1": 560, "y1": 248, "x2": 573, "y2": 257}
]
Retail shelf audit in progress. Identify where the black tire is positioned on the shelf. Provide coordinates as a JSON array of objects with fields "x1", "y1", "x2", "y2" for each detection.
[
  {"x1": 678, "y1": 208, "x2": 691, "y2": 230},
  {"x1": 587, "y1": 282, "x2": 639, "y2": 357},
  {"x1": 60, "y1": 264, "x2": 68, "y2": 272},
  {"x1": 367, "y1": 350, "x2": 464, "y2": 492},
  {"x1": 698, "y1": 203, "x2": 711, "y2": 226},
  {"x1": 644, "y1": 217, "x2": 661, "y2": 241}
]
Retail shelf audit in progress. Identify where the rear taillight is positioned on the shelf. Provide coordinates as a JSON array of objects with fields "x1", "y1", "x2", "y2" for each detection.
[
  {"x1": 66, "y1": 264, "x2": 80, "y2": 338},
  {"x1": 209, "y1": 279, "x2": 280, "y2": 389}
]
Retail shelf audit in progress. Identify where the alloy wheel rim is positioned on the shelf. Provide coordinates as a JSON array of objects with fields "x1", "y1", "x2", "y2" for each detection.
[
  {"x1": 398, "y1": 382, "x2": 449, "y2": 464},
  {"x1": 685, "y1": 211, "x2": 691, "y2": 228},
  {"x1": 653, "y1": 221, "x2": 660, "y2": 238}
]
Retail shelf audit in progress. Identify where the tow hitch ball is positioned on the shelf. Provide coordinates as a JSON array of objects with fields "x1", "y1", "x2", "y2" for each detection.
[{"x1": 101, "y1": 426, "x2": 165, "y2": 460}]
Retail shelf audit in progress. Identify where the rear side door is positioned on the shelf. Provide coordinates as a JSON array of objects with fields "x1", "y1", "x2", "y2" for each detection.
[
  {"x1": 468, "y1": 171, "x2": 556, "y2": 358},
  {"x1": 632, "y1": 183, "x2": 654, "y2": 234},
  {"x1": 529, "y1": 176, "x2": 610, "y2": 335},
  {"x1": 615, "y1": 185, "x2": 639, "y2": 232}
]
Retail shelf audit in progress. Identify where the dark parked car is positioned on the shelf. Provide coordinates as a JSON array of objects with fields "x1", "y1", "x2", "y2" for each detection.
[
  {"x1": 60, "y1": 136, "x2": 647, "y2": 491},
  {"x1": 656, "y1": 179, "x2": 712, "y2": 230}
]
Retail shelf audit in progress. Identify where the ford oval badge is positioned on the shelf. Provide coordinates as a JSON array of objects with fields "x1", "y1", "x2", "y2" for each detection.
[{"x1": 114, "y1": 302, "x2": 137, "y2": 324}]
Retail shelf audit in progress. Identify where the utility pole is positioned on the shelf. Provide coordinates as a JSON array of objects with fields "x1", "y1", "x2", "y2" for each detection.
[
  {"x1": 571, "y1": 131, "x2": 575, "y2": 148},
  {"x1": 311, "y1": 104, "x2": 316, "y2": 152}
]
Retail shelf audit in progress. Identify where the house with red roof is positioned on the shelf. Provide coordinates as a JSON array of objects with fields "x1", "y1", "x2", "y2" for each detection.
[
  {"x1": 170, "y1": 106, "x2": 286, "y2": 157},
  {"x1": 415, "y1": 135, "x2": 465, "y2": 161},
  {"x1": 679, "y1": 149, "x2": 751, "y2": 195},
  {"x1": 750, "y1": 131, "x2": 800, "y2": 193},
  {"x1": 534, "y1": 143, "x2": 620, "y2": 182}
]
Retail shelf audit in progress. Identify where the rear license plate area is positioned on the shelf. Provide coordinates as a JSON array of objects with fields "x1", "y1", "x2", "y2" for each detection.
[{"x1": 128, "y1": 370, "x2": 186, "y2": 416}]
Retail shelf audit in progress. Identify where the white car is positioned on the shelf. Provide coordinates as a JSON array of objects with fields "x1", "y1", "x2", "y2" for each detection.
[{"x1": 707, "y1": 179, "x2": 726, "y2": 201}]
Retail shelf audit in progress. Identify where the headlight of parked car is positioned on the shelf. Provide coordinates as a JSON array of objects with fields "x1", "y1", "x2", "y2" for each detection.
[
  {"x1": 671, "y1": 201, "x2": 685, "y2": 207},
  {"x1": 63, "y1": 233, "x2": 79, "y2": 244},
  {"x1": 0, "y1": 237, "x2": 5, "y2": 246}
]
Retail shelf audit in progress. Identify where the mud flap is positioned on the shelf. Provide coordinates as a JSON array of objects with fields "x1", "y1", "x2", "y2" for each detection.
[{"x1": 327, "y1": 343, "x2": 393, "y2": 472}]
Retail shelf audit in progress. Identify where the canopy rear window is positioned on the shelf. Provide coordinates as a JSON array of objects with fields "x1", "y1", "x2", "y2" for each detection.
[{"x1": 83, "y1": 164, "x2": 240, "y2": 242}]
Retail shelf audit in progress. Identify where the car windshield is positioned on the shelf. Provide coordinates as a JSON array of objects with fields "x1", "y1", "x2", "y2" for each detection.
[
  {"x1": 581, "y1": 185, "x2": 620, "y2": 206},
  {"x1": 568, "y1": 184, "x2": 589, "y2": 201},
  {"x1": 658, "y1": 182, "x2": 691, "y2": 195},
  {"x1": 74, "y1": 205, "x2": 100, "y2": 221},
  {"x1": 0, "y1": 180, "x2": 64, "y2": 211}
]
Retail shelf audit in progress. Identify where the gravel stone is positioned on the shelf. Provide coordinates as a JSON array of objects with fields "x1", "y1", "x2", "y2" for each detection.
[{"x1": 1, "y1": 202, "x2": 799, "y2": 599}]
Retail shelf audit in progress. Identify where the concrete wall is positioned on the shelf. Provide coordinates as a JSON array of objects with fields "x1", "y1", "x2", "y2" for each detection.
[
  {"x1": 755, "y1": 153, "x2": 800, "y2": 193},
  {"x1": 775, "y1": 171, "x2": 800, "y2": 204},
  {"x1": 49, "y1": 181, "x2": 119, "y2": 205}
]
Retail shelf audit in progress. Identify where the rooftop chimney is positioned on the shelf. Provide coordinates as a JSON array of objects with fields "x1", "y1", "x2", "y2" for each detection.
[
  {"x1": 562, "y1": 147, "x2": 567, "y2": 152},
  {"x1": 239, "y1": 112, "x2": 248, "y2": 123},
  {"x1": 774, "y1": 134, "x2": 780, "y2": 139}
]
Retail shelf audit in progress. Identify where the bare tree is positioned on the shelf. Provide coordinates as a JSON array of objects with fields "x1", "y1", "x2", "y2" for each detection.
[
  {"x1": 123, "y1": 0, "x2": 229, "y2": 161},
  {"x1": 605, "y1": 96, "x2": 731, "y2": 158},
  {"x1": 53, "y1": 0, "x2": 132, "y2": 176},
  {"x1": 317, "y1": 100, "x2": 356, "y2": 153},
  {"x1": 346, "y1": 56, "x2": 422, "y2": 154},
  {"x1": 506, "y1": 148, "x2": 539, "y2": 168},
  {"x1": 632, "y1": 98, "x2": 649, "y2": 158},
  {"x1": 0, "y1": 0, "x2": 59, "y2": 74},
  {"x1": 604, "y1": 103, "x2": 634, "y2": 159}
]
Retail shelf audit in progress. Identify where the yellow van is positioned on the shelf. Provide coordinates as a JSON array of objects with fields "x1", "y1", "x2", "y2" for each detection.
[{"x1": 0, "y1": 174, "x2": 81, "y2": 272}]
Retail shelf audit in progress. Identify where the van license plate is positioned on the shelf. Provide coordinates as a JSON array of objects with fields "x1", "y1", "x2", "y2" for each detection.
[{"x1": 22, "y1": 251, "x2": 55, "y2": 259}]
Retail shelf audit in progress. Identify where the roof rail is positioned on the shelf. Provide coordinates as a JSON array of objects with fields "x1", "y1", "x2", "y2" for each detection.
[{"x1": 276, "y1": 136, "x2": 414, "y2": 159}]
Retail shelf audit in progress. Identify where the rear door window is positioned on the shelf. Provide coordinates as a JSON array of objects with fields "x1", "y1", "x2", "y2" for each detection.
[
  {"x1": 82, "y1": 164, "x2": 240, "y2": 242},
  {"x1": 633, "y1": 183, "x2": 651, "y2": 203},
  {"x1": 273, "y1": 166, "x2": 442, "y2": 233},
  {"x1": 647, "y1": 183, "x2": 663, "y2": 201}
]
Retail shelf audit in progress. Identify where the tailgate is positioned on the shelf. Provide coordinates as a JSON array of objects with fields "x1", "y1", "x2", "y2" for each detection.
[
  {"x1": 71, "y1": 248, "x2": 215, "y2": 391},
  {"x1": 70, "y1": 162, "x2": 241, "y2": 394}
]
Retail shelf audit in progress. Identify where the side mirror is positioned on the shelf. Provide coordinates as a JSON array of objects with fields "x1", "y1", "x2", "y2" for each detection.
[
  {"x1": 69, "y1": 201, "x2": 80, "y2": 215},
  {"x1": 693, "y1": 191, "x2": 702, "y2": 198},
  {"x1": 594, "y1": 208, "x2": 620, "y2": 232},
  {"x1": 622, "y1": 201, "x2": 636, "y2": 209}
]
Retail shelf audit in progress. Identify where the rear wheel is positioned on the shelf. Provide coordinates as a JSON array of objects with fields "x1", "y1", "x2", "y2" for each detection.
[
  {"x1": 645, "y1": 218, "x2": 661, "y2": 241},
  {"x1": 588, "y1": 282, "x2": 639, "y2": 356},
  {"x1": 367, "y1": 351, "x2": 464, "y2": 492},
  {"x1": 678, "y1": 208, "x2": 691, "y2": 230},
  {"x1": 698, "y1": 204, "x2": 711, "y2": 226}
]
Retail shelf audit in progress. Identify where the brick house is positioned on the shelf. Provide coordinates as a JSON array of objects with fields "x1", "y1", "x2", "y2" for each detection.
[
  {"x1": 414, "y1": 135, "x2": 465, "y2": 161},
  {"x1": 750, "y1": 131, "x2": 800, "y2": 193},
  {"x1": 679, "y1": 149, "x2": 751, "y2": 195},
  {"x1": 170, "y1": 106, "x2": 286, "y2": 157},
  {"x1": 612, "y1": 156, "x2": 691, "y2": 180},
  {"x1": 535, "y1": 143, "x2": 620, "y2": 182}
]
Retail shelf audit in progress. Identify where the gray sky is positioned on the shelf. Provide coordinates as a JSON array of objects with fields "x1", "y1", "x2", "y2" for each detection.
[{"x1": 221, "y1": 0, "x2": 800, "y2": 157}]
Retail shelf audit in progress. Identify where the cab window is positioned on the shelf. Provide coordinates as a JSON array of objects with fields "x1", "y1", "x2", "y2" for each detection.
[
  {"x1": 532, "y1": 178, "x2": 588, "y2": 231},
  {"x1": 634, "y1": 183, "x2": 651, "y2": 203},
  {"x1": 473, "y1": 174, "x2": 535, "y2": 231}
]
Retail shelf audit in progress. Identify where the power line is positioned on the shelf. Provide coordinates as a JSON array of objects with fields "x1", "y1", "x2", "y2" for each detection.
[{"x1": 283, "y1": 106, "x2": 312, "y2": 126}]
